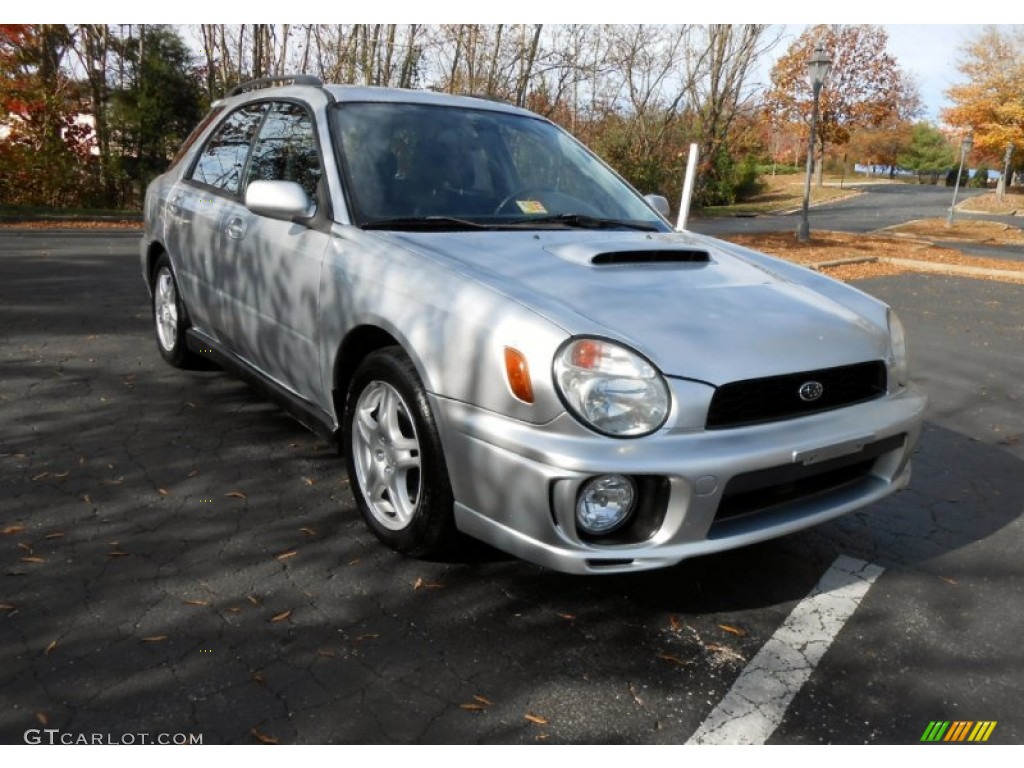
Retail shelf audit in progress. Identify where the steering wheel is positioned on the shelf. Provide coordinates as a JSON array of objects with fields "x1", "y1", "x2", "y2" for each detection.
[{"x1": 493, "y1": 187, "x2": 555, "y2": 215}]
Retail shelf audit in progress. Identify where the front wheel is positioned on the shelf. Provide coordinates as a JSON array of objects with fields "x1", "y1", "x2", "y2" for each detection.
[{"x1": 343, "y1": 347, "x2": 456, "y2": 557}]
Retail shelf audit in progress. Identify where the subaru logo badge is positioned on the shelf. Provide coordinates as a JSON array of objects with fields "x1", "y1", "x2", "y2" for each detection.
[{"x1": 799, "y1": 381, "x2": 824, "y2": 402}]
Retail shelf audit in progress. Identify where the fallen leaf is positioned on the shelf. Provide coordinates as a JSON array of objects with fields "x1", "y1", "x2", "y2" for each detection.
[
  {"x1": 348, "y1": 559, "x2": 361, "y2": 566},
  {"x1": 44, "y1": 532, "x2": 65, "y2": 540},
  {"x1": 270, "y1": 610, "x2": 292, "y2": 623},
  {"x1": 302, "y1": 477, "x2": 315, "y2": 486},
  {"x1": 247, "y1": 595, "x2": 261, "y2": 607},
  {"x1": 81, "y1": 493, "x2": 92, "y2": 505},
  {"x1": 460, "y1": 703, "x2": 488, "y2": 711},
  {"x1": 413, "y1": 577, "x2": 424, "y2": 590},
  {"x1": 317, "y1": 649, "x2": 336, "y2": 658},
  {"x1": 18, "y1": 542, "x2": 33, "y2": 553},
  {"x1": 718, "y1": 624, "x2": 747, "y2": 637},
  {"x1": 35, "y1": 712, "x2": 48, "y2": 726},
  {"x1": 557, "y1": 612, "x2": 577, "y2": 620},
  {"x1": 0, "y1": 603, "x2": 16, "y2": 611},
  {"x1": 187, "y1": 468, "x2": 199, "y2": 478},
  {"x1": 275, "y1": 550, "x2": 297, "y2": 561},
  {"x1": 524, "y1": 713, "x2": 548, "y2": 725},
  {"x1": 44, "y1": 640, "x2": 57, "y2": 655},
  {"x1": 940, "y1": 576, "x2": 958, "y2": 585},
  {"x1": 250, "y1": 728, "x2": 279, "y2": 745},
  {"x1": 473, "y1": 695, "x2": 493, "y2": 705},
  {"x1": 300, "y1": 527, "x2": 317, "y2": 537},
  {"x1": 355, "y1": 633, "x2": 379, "y2": 641},
  {"x1": 32, "y1": 471, "x2": 50, "y2": 481},
  {"x1": 183, "y1": 599, "x2": 209, "y2": 607},
  {"x1": 252, "y1": 672, "x2": 266, "y2": 686},
  {"x1": 53, "y1": 471, "x2": 70, "y2": 479},
  {"x1": 705, "y1": 643, "x2": 745, "y2": 662},
  {"x1": 657, "y1": 652, "x2": 691, "y2": 667},
  {"x1": 157, "y1": 488, "x2": 171, "y2": 496},
  {"x1": 141, "y1": 635, "x2": 168, "y2": 643},
  {"x1": 669, "y1": 615, "x2": 682, "y2": 632},
  {"x1": 225, "y1": 491, "x2": 247, "y2": 500},
  {"x1": 225, "y1": 607, "x2": 243, "y2": 614},
  {"x1": 628, "y1": 683, "x2": 644, "y2": 707},
  {"x1": 2, "y1": 525, "x2": 26, "y2": 535},
  {"x1": 107, "y1": 551, "x2": 130, "y2": 558},
  {"x1": 536, "y1": 734, "x2": 549, "y2": 741},
  {"x1": 21, "y1": 556, "x2": 45, "y2": 563}
]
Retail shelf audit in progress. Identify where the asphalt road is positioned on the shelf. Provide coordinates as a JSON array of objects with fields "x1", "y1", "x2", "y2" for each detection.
[
  {"x1": 1, "y1": 230, "x2": 1022, "y2": 745},
  {"x1": 690, "y1": 183, "x2": 1022, "y2": 243}
]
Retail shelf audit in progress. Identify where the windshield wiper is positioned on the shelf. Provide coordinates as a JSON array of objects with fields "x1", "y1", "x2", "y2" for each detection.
[
  {"x1": 362, "y1": 216, "x2": 495, "y2": 231},
  {"x1": 502, "y1": 213, "x2": 661, "y2": 232}
]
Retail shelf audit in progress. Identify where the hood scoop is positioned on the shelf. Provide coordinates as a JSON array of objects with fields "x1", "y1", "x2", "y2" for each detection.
[
  {"x1": 545, "y1": 239, "x2": 712, "y2": 267},
  {"x1": 591, "y1": 249, "x2": 710, "y2": 266}
]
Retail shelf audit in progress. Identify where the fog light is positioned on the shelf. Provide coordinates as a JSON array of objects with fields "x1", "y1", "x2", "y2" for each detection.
[{"x1": 576, "y1": 475, "x2": 637, "y2": 536}]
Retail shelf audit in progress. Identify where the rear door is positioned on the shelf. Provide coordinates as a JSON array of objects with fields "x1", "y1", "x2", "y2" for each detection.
[{"x1": 174, "y1": 102, "x2": 268, "y2": 345}]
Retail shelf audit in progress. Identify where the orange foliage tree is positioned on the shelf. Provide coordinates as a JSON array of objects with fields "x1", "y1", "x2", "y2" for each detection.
[
  {"x1": 942, "y1": 26, "x2": 1024, "y2": 168},
  {"x1": 763, "y1": 25, "x2": 912, "y2": 183}
]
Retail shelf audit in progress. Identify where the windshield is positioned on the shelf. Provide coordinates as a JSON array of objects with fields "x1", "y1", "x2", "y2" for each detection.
[{"x1": 331, "y1": 101, "x2": 669, "y2": 231}]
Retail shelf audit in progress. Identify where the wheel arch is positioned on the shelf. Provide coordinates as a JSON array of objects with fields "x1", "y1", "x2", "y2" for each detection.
[
  {"x1": 332, "y1": 325, "x2": 412, "y2": 420},
  {"x1": 145, "y1": 240, "x2": 168, "y2": 289}
]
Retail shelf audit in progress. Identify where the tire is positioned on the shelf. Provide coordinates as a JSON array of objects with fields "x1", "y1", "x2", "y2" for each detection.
[
  {"x1": 343, "y1": 347, "x2": 456, "y2": 558},
  {"x1": 151, "y1": 254, "x2": 198, "y2": 369}
]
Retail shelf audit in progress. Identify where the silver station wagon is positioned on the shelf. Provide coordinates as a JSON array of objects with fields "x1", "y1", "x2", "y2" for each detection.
[{"x1": 141, "y1": 76, "x2": 926, "y2": 574}]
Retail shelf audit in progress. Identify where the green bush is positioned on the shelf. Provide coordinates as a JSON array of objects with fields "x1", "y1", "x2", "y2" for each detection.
[{"x1": 969, "y1": 165, "x2": 990, "y2": 188}]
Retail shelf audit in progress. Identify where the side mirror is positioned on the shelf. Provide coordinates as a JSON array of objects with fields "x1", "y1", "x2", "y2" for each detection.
[
  {"x1": 245, "y1": 180, "x2": 314, "y2": 221},
  {"x1": 644, "y1": 194, "x2": 671, "y2": 219}
]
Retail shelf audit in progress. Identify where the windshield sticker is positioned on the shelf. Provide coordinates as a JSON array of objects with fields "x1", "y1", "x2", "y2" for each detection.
[{"x1": 515, "y1": 200, "x2": 547, "y2": 215}]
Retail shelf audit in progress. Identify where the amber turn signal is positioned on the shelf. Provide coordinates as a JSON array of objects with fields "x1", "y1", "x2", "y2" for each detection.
[{"x1": 504, "y1": 347, "x2": 534, "y2": 403}]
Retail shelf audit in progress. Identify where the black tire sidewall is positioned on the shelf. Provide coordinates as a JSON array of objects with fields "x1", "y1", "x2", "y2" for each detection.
[
  {"x1": 343, "y1": 347, "x2": 456, "y2": 557},
  {"x1": 152, "y1": 255, "x2": 190, "y2": 368}
]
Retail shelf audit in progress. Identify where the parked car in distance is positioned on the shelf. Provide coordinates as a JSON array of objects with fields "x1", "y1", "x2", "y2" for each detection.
[{"x1": 141, "y1": 76, "x2": 926, "y2": 574}]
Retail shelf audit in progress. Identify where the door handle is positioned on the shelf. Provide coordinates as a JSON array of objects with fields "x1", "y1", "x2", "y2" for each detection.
[
  {"x1": 167, "y1": 194, "x2": 183, "y2": 217},
  {"x1": 225, "y1": 216, "x2": 247, "y2": 240}
]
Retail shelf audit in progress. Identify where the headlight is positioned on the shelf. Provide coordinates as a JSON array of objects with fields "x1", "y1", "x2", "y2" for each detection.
[
  {"x1": 888, "y1": 309, "x2": 908, "y2": 389},
  {"x1": 554, "y1": 338, "x2": 670, "y2": 437}
]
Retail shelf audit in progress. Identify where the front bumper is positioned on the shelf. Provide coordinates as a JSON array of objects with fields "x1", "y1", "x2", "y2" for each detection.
[{"x1": 433, "y1": 384, "x2": 927, "y2": 574}]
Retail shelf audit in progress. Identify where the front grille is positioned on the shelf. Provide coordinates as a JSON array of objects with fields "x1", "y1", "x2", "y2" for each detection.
[
  {"x1": 706, "y1": 361, "x2": 887, "y2": 429},
  {"x1": 713, "y1": 433, "x2": 906, "y2": 524}
]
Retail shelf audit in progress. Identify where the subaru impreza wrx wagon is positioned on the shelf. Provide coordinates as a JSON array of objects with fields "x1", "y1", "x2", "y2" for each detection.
[{"x1": 141, "y1": 75, "x2": 926, "y2": 574}]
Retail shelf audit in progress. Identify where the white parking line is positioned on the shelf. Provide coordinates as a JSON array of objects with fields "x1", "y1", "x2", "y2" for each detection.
[{"x1": 687, "y1": 554, "x2": 884, "y2": 745}]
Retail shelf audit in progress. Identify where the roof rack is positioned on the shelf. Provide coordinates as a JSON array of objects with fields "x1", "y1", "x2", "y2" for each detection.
[{"x1": 227, "y1": 75, "x2": 323, "y2": 98}]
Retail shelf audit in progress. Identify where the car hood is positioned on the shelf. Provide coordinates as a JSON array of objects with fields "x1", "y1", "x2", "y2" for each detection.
[{"x1": 372, "y1": 229, "x2": 889, "y2": 386}]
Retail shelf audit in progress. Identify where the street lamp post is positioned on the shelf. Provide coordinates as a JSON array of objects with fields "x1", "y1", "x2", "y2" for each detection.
[
  {"x1": 797, "y1": 45, "x2": 832, "y2": 243},
  {"x1": 946, "y1": 131, "x2": 973, "y2": 227}
]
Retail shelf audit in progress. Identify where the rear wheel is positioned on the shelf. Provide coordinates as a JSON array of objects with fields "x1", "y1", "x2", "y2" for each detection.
[
  {"x1": 343, "y1": 347, "x2": 456, "y2": 557},
  {"x1": 152, "y1": 255, "x2": 198, "y2": 368}
]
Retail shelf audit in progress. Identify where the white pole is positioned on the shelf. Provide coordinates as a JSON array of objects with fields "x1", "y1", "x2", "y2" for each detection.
[{"x1": 677, "y1": 142, "x2": 699, "y2": 231}]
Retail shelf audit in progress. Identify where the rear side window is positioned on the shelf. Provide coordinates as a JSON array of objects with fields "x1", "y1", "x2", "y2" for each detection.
[
  {"x1": 189, "y1": 103, "x2": 268, "y2": 194},
  {"x1": 245, "y1": 102, "x2": 322, "y2": 198},
  {"x1": 168, "y1": 105, "x2": 225, "y2": 171}
]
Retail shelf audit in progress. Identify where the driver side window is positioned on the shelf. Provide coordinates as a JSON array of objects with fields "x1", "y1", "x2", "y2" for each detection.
[{"x1": 245, "y1": 102, "x2": 323, "y2": 200}]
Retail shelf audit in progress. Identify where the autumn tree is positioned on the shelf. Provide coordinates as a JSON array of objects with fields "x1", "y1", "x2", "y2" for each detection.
[
  {"x1": 764, "y1": 25, "x2": 909, "y2": 185},
  {"x1": 0, "y1": 24, "x2": 94, "y2": 207},
  {"x1": 942, "y1": 26, "x2": 1024, "y2": 182}
]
